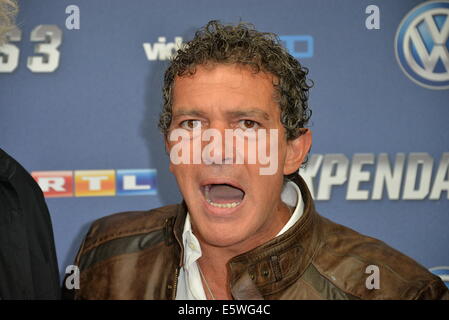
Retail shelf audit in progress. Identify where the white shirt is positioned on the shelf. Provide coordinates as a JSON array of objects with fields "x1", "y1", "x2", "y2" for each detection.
[{"x1": 175, "y1": 180, "x2": 304, "y2": 300}]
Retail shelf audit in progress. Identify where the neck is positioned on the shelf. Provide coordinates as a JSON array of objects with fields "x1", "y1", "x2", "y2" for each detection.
[{"x1": 194, "y1": 201, "x2": 292, "y2": 299}]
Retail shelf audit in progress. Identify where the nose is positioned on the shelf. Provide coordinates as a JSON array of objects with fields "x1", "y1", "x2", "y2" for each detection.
[{"x1": 201, "y1": 121, "x2": 234, "y2": 165}]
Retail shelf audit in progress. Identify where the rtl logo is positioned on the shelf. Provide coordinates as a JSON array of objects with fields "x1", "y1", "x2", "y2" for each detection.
[{"x1": 31, "y1": 169, "x2": 157, "y2": 198}]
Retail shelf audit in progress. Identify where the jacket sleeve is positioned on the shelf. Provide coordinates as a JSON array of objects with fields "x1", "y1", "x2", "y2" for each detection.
[
  {"x1": 414, "y1": 279, "x2": 449, "y2": 300},
  {"x1": 0, "y1": 149, "x2": 61, "y2": 299},
  {"x1": 61, "y1": 230, "x2": 89, "y2": 300}
]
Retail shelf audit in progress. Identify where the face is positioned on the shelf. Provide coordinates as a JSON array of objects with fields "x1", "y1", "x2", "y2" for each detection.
[{"x1": 166, "y1": 63, "x2": 311, "y2": 251}]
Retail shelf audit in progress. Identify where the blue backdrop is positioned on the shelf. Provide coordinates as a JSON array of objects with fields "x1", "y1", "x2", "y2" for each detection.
[{"x1": 0, "y1": 0, "x2": 448, "y2": 284}]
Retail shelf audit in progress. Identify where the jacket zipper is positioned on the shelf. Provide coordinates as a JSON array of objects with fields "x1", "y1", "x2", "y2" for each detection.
[{"x1": 171, "y1": 266, "x2": 180, "y2": 300}]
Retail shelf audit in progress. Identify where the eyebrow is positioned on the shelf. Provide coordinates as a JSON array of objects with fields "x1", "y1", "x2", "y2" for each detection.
[
  {"x1": 172, "y1": 108, "x2": 270, "y2": 120},
  {"x1": 172, "y1": 110, "x2": 208, "y2": 118},
  {"x1": 226, "y1": 109, "x2": 270, "y2": 120}
]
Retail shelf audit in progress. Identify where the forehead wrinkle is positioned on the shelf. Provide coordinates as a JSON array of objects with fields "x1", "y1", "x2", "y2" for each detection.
[{"x1": 172, "y1": 64, "x2": 281, "y2": 122}]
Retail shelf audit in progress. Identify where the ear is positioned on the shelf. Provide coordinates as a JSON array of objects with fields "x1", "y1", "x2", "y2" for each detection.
[{"x1": 283, "y1": 129, "x2": 312, "y2": 176}]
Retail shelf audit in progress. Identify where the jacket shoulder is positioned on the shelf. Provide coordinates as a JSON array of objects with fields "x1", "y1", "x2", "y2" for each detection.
[
  {"x1": 312, "y1": 215, "x2": 448, "y2": 300},
  {"x1": 81, "y1": 204, "x2": 180, "y2": 252},
  {"x1": 64, "y1": 204, "x2": 182, "y2": 300}
]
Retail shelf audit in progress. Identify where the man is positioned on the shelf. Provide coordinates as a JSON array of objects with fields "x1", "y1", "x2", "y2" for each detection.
[
  {"x1": 0, "y1": 149, "x2": 61, "y2": 299},
  {"x1": 65, "y1": 21, "x2": 448, "y2": 300},
  {"x1": 0, "y1": 0, "x2": 61, "y2": 299}
]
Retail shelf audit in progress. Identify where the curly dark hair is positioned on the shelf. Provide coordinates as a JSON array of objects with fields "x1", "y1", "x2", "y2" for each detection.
[{"x1": 159, "y1": 20, "x2": 313, "y2": 174}]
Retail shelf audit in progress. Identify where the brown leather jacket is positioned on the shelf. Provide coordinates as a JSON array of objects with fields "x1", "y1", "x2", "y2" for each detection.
[{"x1": 65, "y1": 175, "x2": 449, "y2": 300}]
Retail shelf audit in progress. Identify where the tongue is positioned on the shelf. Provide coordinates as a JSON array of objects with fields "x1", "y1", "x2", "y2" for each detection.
[{"x1": 208, "y1": 184, "x2": 244, "y2": 203}]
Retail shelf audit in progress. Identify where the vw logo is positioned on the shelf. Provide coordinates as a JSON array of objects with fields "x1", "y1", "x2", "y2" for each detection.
[{"x1": 395, "y1": 1, "x2": 449, "y2": 89}]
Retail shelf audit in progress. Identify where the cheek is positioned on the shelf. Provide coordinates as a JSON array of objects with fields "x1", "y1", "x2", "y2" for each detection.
[
  {"x1": 246, "y1": 167, "x2": 283, "y2": 200},
  {"x1": 276, "y1": 139, "x2": 290, "y2": 174},
  {"x1": 171, "y1": 164, "x2": 195, "y2": 186}
]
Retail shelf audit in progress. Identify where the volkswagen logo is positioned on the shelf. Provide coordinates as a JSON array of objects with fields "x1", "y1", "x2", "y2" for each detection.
[{"x1": 395, "y1": 1, "x2": 449, "y2": 89}]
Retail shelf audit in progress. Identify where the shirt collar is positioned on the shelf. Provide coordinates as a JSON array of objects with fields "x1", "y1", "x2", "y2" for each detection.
[{"x1": 277, "y1": 180, "x2": 304, "y2": 236}]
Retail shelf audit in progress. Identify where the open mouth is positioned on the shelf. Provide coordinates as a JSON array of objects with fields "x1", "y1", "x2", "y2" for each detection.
[{"x1": 201, "y1": 183, "x2": 245, "y2": 209}]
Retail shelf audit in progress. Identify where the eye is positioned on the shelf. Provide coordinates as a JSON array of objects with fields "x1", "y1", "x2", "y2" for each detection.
[
  {"x1": 238, "y1": 119, "x2": 260, "y2": 130},
  {"x1": 180, "y1": 120, "x2": 201, "y2": 130}
]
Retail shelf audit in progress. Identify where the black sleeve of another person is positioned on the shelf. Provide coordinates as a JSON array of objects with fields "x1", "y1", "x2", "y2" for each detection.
[{"x1": 0, "y1": 149, "x2": 60, "y2": 299}]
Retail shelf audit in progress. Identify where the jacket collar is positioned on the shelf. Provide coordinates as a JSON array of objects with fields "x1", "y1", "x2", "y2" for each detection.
[
  {"x1": 0, "y1": 149, "x2": 17, "y2": 181},
  {"x1": 172, "y1": 174, "x2": 320, "y2": 298}
]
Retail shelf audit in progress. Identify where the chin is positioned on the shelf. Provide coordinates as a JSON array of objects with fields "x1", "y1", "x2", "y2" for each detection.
[
  {"x1": 202, "y1": 233, "x2": 246, "y2": 248},
  {"x1": 196, "y1": 222, "x2": 249, "y2": 248}
]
